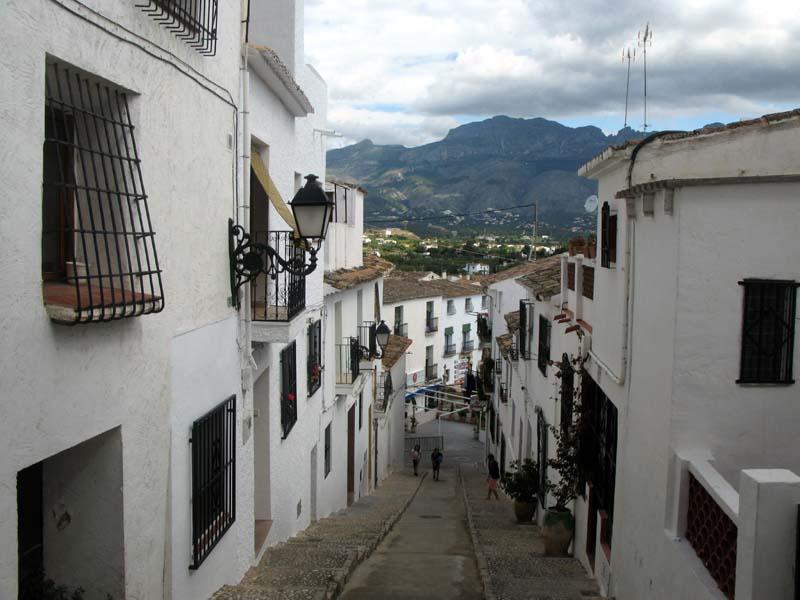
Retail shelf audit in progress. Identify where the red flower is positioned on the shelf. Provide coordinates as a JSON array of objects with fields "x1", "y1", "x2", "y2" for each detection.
[{"x1": 287, "y1": 392, "x2": 296, "y2": 403}]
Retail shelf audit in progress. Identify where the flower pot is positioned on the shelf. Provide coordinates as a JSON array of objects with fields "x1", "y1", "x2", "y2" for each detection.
[
  {"x1": 543, "y1": 507, "x2": 575, "y2": 556},
  {"x1": 513, "y1": 498, "x2": 538, "y2": 523}
]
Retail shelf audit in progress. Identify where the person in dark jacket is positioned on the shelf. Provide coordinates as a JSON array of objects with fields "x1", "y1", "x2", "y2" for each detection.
[
  {"x1": 486, "y1": 453, "x2": 501, "y2": 500},
  {"x1": 431, "y1": 448, "x2": 443, "y2": 481}
]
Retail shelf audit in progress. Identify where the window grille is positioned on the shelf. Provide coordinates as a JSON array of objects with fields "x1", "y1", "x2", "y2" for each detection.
[
  {"x1": 582, "y1": 266, "x2": 595, "y2": 299},
  {"x1": 307, "y1": 320, "x2": 322, "y2": 397},
  {"x1": 600, "y1": 202, "x2": 617, "y2": 268},
  {"x1": 280, "y1": 342, "x2": 297, "y2": 438},
  {"x1": 42, "y1": 60, "x2": 163, "y2": 324},
  {"x1": 190, "y1": 395, "x2": 235, "y2": 570},
  {"x1": 536, "y1": 410, "x2": 547, "y2": 503},
  {"x1": 738, "y1": 279, "x2": 797, "y2": 384},
  {"x1": 685, "y1": 473, "x2": 737, "y2": 599},
  {"x1": 137, "y1": 0, "x2": 219, "y2": 56},
  {"x1": 336, "y1": 337, "x2": 361, "y2": 384},
  {"x1": 324, "y1": 424, "x2": 331, "y2": 477},
  {"x1": 560, "y1": 353, "x2": 574, "y2": 436},
  {"x1": 538, "y1": 314, "x2": 551, "y2": 375}
]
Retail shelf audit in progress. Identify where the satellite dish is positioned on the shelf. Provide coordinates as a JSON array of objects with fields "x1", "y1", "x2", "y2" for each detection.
[{"x1": 584, "y1": 195, "x2": 599, "y2": 213}]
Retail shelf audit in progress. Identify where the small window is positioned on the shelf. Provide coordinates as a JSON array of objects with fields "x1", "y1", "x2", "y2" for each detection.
[
  {"x1": 465, "y1": 298, "x2": 473, "y2": 312},
  {"x1": 447, "y1": 299, "x2": 456, "y2": 315},
  {"x1": 582, "y1": 266, "x2": 595, "y2": 299},
  {"x1": 358, "y1": 392, "x2": 363, "y2": 430},
  {"x1": 280, "y1": 342, "x2": 298, "y2": 438},
  {"x1": 738, "y1": 280, "x2": 797, "y2": 384},
  {"x1": 307, "y1": 320, "x2": 322, "y2": 397},
  {"x1": 42, "y1": 60, "x2": 163, "y2": 324},
  {"x1": 138, "y1": 0, "x2": 219, "y2": 56},
  {"x1": 190, "y1": 396, "x2": 236, "y2": 570},
  {"x1": 482, "y1": 295, "x2": 488, "y2": 310},
  {"x1": 538, "y1": 314, "x2": 551, "y2": 376},
  {"x1": 324, "y1": 423, "x2": 331, "y2": 477},
  {"x1": 600, "y1": 202, "x2": 618, "y2": 268},
  {"x1": 519, "y1": 300, "x2": 534, "y2": 359}
]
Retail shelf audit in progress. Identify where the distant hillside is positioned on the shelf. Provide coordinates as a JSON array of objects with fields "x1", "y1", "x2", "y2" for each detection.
[{"x1": 327, "y1": 116, "x2": 645, "y2": 235}]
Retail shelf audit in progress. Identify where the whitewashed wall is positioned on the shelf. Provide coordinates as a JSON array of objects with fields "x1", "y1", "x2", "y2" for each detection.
[{"x1": 0, "y1": 1, "x2": 243, "y2": 598}]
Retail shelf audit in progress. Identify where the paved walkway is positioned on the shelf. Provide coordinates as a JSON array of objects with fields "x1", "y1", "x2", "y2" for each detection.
[
  {"x1": 212, "y1": 473, "x2": 424, "y2": 600},
  {"x1": 460, "y1": 463, "x2": 602, "y2": 600},
  {"x1": 338, "y1": 426, "x2": 484, "y2": 600}
]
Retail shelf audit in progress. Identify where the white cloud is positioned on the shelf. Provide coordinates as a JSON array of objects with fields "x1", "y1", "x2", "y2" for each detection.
[{"x1": 305, "y1": 0, "x2": 800, "y2": 146}]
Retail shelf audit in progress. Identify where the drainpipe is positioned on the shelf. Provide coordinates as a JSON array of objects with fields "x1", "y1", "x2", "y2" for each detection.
[{"x1": 240, "y1": 29, "x2": 256, "y2": 393}]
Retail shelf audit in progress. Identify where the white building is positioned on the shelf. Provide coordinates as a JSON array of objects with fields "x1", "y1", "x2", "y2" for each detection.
[
  {"x1": 465, "y1": 262, "x2": 490, "y2": 276},
  {"x1": 320, "y1": 182, "x2": 399, "y2": 518},
  {"x1": 573, "y1": 109, "x2": 800, "y2": 599},
  {"x1": 488, "y1": 110, "x2": 800, "y2": 600},
  {"x1": 382, "y1": 273, "x2": 484, "y2": 390},
  {"x1": 1, "y1": 1, "x2": 246, "y2": 598}
]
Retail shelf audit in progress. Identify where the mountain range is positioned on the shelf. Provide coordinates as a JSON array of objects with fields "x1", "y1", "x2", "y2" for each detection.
[{"x1": 326, "y1": 116, "x2": 647, "y2": 235}]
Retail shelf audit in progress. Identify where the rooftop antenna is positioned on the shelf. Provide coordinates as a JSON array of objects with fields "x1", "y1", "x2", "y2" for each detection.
[
  {"x1": 638, "y1": 23, "x2": 653, "y2": 131},
  {"x1": 622, "y1": 47, "x2": 636, "y2": 128}
]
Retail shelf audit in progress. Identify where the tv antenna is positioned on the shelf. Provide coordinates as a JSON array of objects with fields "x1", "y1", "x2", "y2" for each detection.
[
  {"x1": 622, "y1": 47, "x2": 636, "y2": 128},
  {"x1": 638, "y1": 23, "x2": 653, "y2": 131}
]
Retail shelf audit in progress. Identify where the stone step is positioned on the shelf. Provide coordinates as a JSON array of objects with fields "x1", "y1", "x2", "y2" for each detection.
[
  {"x1": 210, "y1": 584, "x2": 327, "y2": 600},
  {"x1": 242, "y1": 565, "x2": 344, "y2": 589}
]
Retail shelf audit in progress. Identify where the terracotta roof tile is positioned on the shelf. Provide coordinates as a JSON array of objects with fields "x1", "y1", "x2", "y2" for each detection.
[
  {"x1": 324, "y1": 255, "x2": 394, "y2": 291},
  {"x1": 383, "y1": 273, "x2": 482, "y2": 303},
  {"x1": 516, "y1": 255, "x2": 562, "y2": 299},
  {"x1": 382, "y1": 334, "x2": 412, "y2": 369},
  {"x1": 482, "y1": 258, "x2": 559, "y2": 285}
]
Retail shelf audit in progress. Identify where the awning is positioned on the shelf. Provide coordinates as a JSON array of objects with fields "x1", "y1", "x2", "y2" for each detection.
[
  {"x1": 250, "y1": 145, "x2": 304, "y2": 246},
  {"x1": 405, "y1": 384, "x2": 441, "y2": 402}
]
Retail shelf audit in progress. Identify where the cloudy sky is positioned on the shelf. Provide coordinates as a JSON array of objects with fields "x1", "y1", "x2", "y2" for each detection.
[{"x1": 304, "y1": 0, "x2": 800, "y2": 148}]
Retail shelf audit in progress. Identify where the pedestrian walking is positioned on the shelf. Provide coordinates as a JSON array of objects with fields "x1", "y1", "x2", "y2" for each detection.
[
  {"x1": 486, "y1": 453, "x2": 501, "y2": 500},
  {"x1": 431, "y1": 447, "x2": 443, "y2": 481},
  {"x1": 411, "y1": 444, "x2": 421, "y2": 476}
]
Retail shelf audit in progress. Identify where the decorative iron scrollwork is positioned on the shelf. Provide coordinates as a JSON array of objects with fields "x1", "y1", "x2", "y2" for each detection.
[{"x1": 228, "y1": 219, "x2": 318, "y2": 308}]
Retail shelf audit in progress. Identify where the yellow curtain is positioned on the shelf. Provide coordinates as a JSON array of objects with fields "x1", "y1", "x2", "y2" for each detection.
[{"x1": 250, "y1": 145, "x2": 304, "y2": 246}]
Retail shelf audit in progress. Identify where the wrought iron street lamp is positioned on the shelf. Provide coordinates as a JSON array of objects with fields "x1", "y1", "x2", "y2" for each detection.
[
  {"x1": 229, "y1": 174, "x2": 334, "y2": 306},
  {"x1": 375, "y1": 320, "x2": 391, "y2": 350}
]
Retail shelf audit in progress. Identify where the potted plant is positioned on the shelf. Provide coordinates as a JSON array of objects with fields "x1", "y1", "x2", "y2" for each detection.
[
  {"x1": 500, "y1": 459, "x2": 540, "y2": 522},
  {"x1": 567, "y1": 236, "x2": 585, "y2": 257},
  {"x1": 543, "y1": 401, "x2": 582, "y2": 555},
  {"x1": 586, "y1": 235, "x2": 597, "y2": 259}
]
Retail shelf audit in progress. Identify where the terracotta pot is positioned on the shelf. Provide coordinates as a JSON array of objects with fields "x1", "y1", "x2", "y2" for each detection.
[
  {"x1": 513, "y1": 499, "x2": 538, "y2": 523},
  {"x1": 543, "y1": 507, "x2": 575, "y2": 556}
]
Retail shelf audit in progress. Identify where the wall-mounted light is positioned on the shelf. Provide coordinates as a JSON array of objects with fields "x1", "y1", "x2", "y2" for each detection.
[{"x1": 229, "y1": 174, "x2": 334, "y2": 306}]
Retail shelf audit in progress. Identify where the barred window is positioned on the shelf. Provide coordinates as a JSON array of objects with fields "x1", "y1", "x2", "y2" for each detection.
[
  {"x1": 281, "y1": 342, "x2": 298, "y2": 438},
  {"x1": 324, "y1": 423, "x2": 332, "y2": 477},
  {"x1": 307, "y1": 320, "x2": 322, "y2": 397},
  {"x1": 138, "y1": 0, "x2": 219, "y2": 56},
  {"x1": 600, "y1": 202, "x2": 617, "y2": 268},
  {"x1": 538, "y1": 314, "x2": 551, "y2": 376},
  {"x1": 190, "y1": 396, "x2": 235, "y2": 570},
  {"x1": 42, "y1": 60, "x2": 163, "y2": 324},
  {"x1": 738, "y1": 279, "x2": 797, "y2": 384}
]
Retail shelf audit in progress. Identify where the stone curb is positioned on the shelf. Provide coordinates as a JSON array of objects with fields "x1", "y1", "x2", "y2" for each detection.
[
  {"x1": 323, "y1": 471, "x2": 428, "y2": 599},
  {"x1": 459, "y1": 464, "x2": 497, "y2": 600}
]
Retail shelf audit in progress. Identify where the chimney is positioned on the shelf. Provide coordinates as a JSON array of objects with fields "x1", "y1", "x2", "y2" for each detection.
[{"x1": 441, "y1": 271, "x2": 447, "y2": 280}]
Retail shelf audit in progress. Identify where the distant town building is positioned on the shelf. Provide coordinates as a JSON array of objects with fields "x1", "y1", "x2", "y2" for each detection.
[{"x1": 465, "y1": 263, "x2": 491, "y2": 275}]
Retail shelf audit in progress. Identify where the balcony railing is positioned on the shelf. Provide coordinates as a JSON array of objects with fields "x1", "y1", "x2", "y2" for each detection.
[
  {"x1": 336, "y1": 337, "x2": 361, "y2": 385},
  {"x1": 443, "y1": 342, "x2": 456, "y2": 356},
  {"x1": 251, "y1": 231, "x2": 306, "y2": 322},
  {"x1": 425, "y1": 363, "x2": 438, "y2": 382},
  {"x1": 509, "y1": 337, "x2": 519, "y2": 361},
  {"x1": 357, "y1": 321, "x2": 378, "y2": 360},
  {"x1": 394, "y1": 322, "x2": 408, "y2": 337},
  {"x1": 462, "y1": 339, "x2": 475, "y2": 353},
  {"x1": 477, "y1": 314, "x2": 492, "y2": 343},
  {"x1": 480, "y1": 362, "x2": 495, "y2": 391},
  {"x1": 375, "y1": 372, "x2": 394, "y2": 412},
  {"x1": 425, "y1": 316, "x2": 439, "y2": 334}
]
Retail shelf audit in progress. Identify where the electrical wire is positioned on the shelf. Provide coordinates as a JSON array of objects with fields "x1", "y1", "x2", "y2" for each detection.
[{"x1": 364, "y1": 202, "x2": 539, "y2": 224}]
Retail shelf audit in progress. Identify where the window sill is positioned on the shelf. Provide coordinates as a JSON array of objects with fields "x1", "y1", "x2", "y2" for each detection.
[{"x1": 43, "y1": 281, "x2": 162, "y2": 324}]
